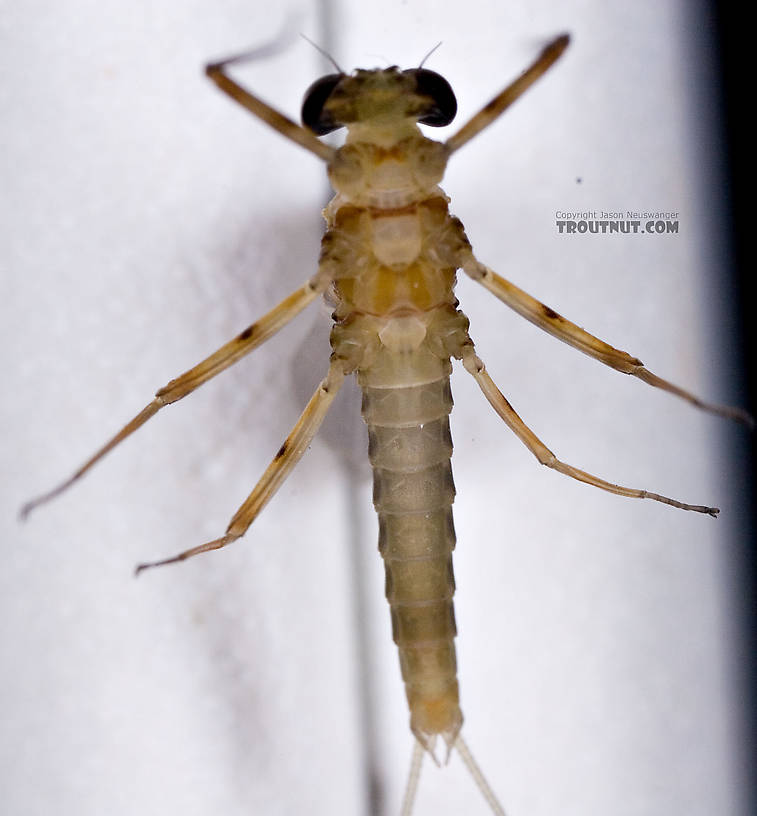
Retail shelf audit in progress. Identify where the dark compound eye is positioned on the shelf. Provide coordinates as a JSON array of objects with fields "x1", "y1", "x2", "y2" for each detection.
[
  {"x1": 301, "y1": 73, "x2": 344, "y2": 135},
  {"x1": 405, "y1": 68, "x2": 457, "y2": 126}
]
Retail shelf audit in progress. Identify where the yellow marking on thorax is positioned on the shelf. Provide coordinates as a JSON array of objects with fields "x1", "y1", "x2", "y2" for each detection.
[{"x1": 326, "y1": 195, "x2": 460, "y2": 317}]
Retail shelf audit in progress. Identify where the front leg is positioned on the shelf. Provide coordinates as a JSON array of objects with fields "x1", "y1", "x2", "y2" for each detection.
[
  {"x1": 445, "y1": 33, "x2": 570, "y2": 154},
  {"x1": 205, "y1": 47, "x2": 335, "y2": 162}
]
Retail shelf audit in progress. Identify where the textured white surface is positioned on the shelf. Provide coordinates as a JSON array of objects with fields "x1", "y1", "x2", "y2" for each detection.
[{"x1": 3, "y1": 1, "x2": 747, "y2": 815}]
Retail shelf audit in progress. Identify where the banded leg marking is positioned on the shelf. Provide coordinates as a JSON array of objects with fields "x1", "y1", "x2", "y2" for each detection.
[
  {"x1": 463, "y1": 256, "x2": 753, "y2": 427},
  {"x1": 135, "y1": 361, "x2": 345, "y2": 574},
  {"x1": 462, "y1": 348, "x2": 719, "y2": 516},
  {"x1": 206, "y1": 51, "x2": 335, "y2": 162},
  {"x1": 445, "y1": 33, "x2": 570, "y2": 154},
  {"x1": 20, "y1": 277, "x2": 326, "y2": 519}
]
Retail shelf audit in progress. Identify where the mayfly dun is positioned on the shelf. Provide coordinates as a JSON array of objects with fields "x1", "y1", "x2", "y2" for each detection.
[{"x1": 21, "y1": 32, "x2": 751, "y2": 815}]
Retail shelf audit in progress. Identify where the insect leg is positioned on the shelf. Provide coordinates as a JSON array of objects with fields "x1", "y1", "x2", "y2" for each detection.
[
  {"x1": 20, "y1": 276, "x2": 328, "y2": 519},
  {"x1": 205, "y1": 51, "x2": 335, "y2": 162},
  {"x1": 134, "y1": 360, "x2": 345, "y2": 574},
  {"x1": 461, "y1": 346, "x2": 719, "y2": 516},
  {"x1": 462, "y1": 255, "x2": 753, "y2": 426},
  {"x1": 445, "y1": 33, "x2": 569, "y2": 155}
]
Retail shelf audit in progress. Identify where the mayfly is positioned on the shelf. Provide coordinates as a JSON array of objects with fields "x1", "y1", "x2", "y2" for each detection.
[{"x1": 21, "y1": 32, "x2": 751, "y2": 816}]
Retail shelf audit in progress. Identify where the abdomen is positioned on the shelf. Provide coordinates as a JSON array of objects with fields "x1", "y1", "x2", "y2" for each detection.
[{"x1": 359, "y1": 340, "x2": 462, "y2": 753}]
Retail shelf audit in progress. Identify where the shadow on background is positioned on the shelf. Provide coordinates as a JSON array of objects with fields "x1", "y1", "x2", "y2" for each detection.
[{"x1": 711, "y1": 2, "x2": 756, "y2": 813}]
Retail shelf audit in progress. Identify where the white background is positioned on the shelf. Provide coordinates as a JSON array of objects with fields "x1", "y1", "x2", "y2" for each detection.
[{"x1": 2, "y1": 1, "x2": 749, "y2": 815}]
